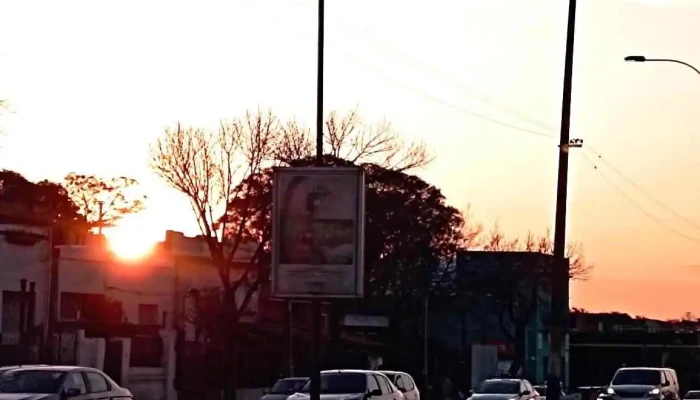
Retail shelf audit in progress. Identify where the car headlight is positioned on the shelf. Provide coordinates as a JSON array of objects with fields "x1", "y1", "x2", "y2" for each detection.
[
  {"x1": 648, "y1": 388, "x2": 660, "y2": 396},
  {"x1": 607, "y1": 388, "x2": 615, "y2": 395}
]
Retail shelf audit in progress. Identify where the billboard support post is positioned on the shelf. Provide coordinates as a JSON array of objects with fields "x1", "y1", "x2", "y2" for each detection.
[{"x1": 271, "y1": 166, "x2": 365, "y2": 393}]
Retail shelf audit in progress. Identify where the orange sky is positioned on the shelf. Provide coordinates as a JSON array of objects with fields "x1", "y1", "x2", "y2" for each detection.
[{"x1": 2, "y1": 0, "x2": 700, "y2": 320}]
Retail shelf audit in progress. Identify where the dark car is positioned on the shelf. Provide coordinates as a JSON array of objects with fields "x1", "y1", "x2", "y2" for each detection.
[
  {"x1": 262, "y1": 377, "x2": 310, "y2": 400},
  {"x1": 470, "y1": 379, "x2": 540, "y2": 400},
  {"x1": 0, "y1": 365, "x2": 132, "y2": 399}
]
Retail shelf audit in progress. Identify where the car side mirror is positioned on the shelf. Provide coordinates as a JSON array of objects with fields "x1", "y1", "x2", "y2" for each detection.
[
  {"x1": 521, "y1": 390, "x2": 531, "y2": 396},
  {"x1": 367, "y1": 389, "x2": 383, "y2": 398},
  {"x1": 663, "y1": 381, "x2": 671, "y2": 387},
  {"x1": 62, "y1": 388, "x2": 82, "y2": 399}
]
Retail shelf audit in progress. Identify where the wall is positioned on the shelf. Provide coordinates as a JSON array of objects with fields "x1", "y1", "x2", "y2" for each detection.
[
  {"x1": 0, "y1": 224, "x2": 50, "y2": 333},
  {"x1": 56, "y1": 245, "x2": 176, "y2": 327}
]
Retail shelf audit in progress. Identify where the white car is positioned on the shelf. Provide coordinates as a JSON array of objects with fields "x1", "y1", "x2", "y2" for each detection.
[
  {"x1": 288, "y1": 370, "x2": 403, "y2": 400},
  {"x1": 379, "y1": 371, "x2": 420, "y2": 400}
]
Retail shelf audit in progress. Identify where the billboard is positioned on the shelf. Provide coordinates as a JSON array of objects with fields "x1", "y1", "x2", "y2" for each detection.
[{"x1": 271, "y1": 167, "x2": 365, "y2": 298}]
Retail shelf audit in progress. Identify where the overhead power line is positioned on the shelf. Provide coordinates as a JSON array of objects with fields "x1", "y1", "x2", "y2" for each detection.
[
  {"x1": 289, "y1": 0, "x2": 555, "y2": 133},
  {"x1": 579, "y1": 152, "x2": 700, "y2": 244},
  {"x1": 585, "y1": 146, "x2": 700, "y2": 234},
  {"x1": 250, "y1": 0, "x2": 556, "y2": 140}
]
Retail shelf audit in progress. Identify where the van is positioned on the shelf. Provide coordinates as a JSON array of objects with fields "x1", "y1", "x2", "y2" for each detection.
[{"x1": 601, "y1": 367, "x2": 679, "y2": 400}]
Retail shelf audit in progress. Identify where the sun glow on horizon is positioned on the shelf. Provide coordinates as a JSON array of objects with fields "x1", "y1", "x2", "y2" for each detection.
[{"x1": 104, "y1": 217, "x2": 165, "y2": 261}]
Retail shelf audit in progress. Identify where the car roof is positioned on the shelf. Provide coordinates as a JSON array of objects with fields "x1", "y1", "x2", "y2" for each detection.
[
  {"x1": 321, "y1": 369, "x2": 376, "y2": 375},
  {"x1": 618, "y1": 367, "x2": 664, "y2": 371},
  {"x1": 281, "y1": 377, "x2": 309, "y2": 381},
  {"x1": 1, "y1": 365, "x2": 92, "y2": 373},
  {"x1": 485, "y1": 378, "x2": 523, "y2": 382}
]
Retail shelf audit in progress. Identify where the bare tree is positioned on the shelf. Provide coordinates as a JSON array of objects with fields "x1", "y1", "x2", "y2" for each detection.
[
  {"x1": 275, "y1": 108, "x2": 432, "y2": 171},
  {"x1": 150, "y1": 108, "x2": 435, "y2": 397},
  {"x1": 150, "y1": 110, "x2": 279, "y2": 295}
]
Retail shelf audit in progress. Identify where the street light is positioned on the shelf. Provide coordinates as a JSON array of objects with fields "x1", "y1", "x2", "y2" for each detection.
[{"x1": 624, "y1": 55, "x2": 700, "y2": 76}]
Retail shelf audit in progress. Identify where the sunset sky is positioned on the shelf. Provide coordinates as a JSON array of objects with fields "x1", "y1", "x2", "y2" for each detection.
[{"x1": 1, "y1": 0, "x2": 700, "y2": 319}]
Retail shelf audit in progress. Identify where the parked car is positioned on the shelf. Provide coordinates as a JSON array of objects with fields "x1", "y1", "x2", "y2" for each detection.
[
  {"x1": 288, "y1": 369, "x2": 403, "y2": 400},
  {"x1": 469, "y1": 378, "x2": 540, "y2": 400},
  {"x1": 262, "y1": 377, "x2": 310, "y2": 400},
  {"x1": 600, "y1": 368, "x2": 680, "y2": 400},
  {"x1": 379, "y1": 371, "x2": 419, "y2": 400},
  {"x1": 0, "y1": 365, "x2": 133, "y2": 399},
  {"x1": 684, "y1": 391, "x2": 700, "y2": 400}
]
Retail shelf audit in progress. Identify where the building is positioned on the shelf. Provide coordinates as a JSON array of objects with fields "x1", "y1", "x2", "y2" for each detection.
[{"x1": 424, "y1": 250, "x2": 568, "y2": 386}]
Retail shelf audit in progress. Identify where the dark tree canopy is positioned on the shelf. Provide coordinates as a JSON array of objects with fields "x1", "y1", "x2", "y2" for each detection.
[
  {"x1": 221, "y1": 155, "x2": 466, "y2": 300},
  {"x1": 0, "y1": 170, "x2": 83, "y2": 223}
]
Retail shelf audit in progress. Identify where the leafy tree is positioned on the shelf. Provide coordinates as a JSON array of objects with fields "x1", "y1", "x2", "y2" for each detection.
[
  {"x1": 63, "y1": 173, "x2": 146, "y2": 230},
  {"x1": 457, "y1": 224, "x2": 592, "y2": 375},
  {"x1": 0, "y1": 170, "x2": 83, "y2": 222},
  {"x1": 149, "y1": 109, "x2": 431, "y2": 398},
  {"x1": 0, "y1": 170, "x2": 86, "y2": 244}
]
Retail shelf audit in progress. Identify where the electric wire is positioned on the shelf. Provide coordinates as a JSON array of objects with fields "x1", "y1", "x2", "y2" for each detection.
[
  {"x1": 579, "y1": 152, "x2": 700, "y2": 244},
  {"x1": 586, "y1": 146, "x2": 700, "y2": 233}
]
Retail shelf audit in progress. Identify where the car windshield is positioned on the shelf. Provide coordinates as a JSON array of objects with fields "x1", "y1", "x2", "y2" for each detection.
[
  {"x1": 271, "y1": 379, "x2": 308, "y2": 394},
  {"x1": 301, "y1": 373, "x2": 367, "y2": 394},
  {"x1": 0, "y1": 370, "x2": 66, "y2": 394},
  {"x1": 686, "y1": 393, "x2": 700, "y2": 400},
  {"x1": 475, "y1": 381, "x2": 520, "y2": 394},
  {"x1": 612, "y1": 370, "x2": 661, "y2": 386}
]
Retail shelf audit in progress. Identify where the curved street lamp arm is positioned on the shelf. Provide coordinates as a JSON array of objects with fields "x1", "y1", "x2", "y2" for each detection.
[{"x1": 645, "y1": 58, "x2": 700, "y2": 76}]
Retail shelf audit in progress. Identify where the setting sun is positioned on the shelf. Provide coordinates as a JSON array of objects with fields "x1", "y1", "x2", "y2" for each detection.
[{"x1": 104, "y1": 217, "x2": 164, "y2": 260}]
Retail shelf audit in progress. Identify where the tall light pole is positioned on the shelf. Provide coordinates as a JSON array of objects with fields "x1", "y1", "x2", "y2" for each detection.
[
  {"x1": 549, "y1": 0, "x2": 581, "y2": 398},
  {"x1": 625, "y1": 55, "x2": 700, "y2": 76},
  {"x1": 310, "y1": 2, "x2": 325, "y2": 400}
]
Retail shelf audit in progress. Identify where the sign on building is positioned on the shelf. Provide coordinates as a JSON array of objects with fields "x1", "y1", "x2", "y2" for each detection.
[{"x1": 271, "y1": 167, "x2": 365, "y2": 298}]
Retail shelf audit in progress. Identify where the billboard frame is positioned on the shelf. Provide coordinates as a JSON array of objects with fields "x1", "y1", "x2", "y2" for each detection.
[{"x1": 271, "y1": 166, "x2": 365, "y2": 299}]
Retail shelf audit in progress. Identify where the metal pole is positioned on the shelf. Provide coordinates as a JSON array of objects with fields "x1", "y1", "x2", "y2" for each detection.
[
  {"x1": 41, "y1": 225, "x2": 53, "y2": 362},
  {"x1": 549, "y1": 0, "x2": 577, "y2": 399},
  {"x1": 97, "y1": 201, "x2": 104, "y2": 235},
  {"x1": 423, "y1": 295, "x2": 429, "y2": 391},
  {"x1": 288, "y1": 301, "x2": 295, "y2": 377},
  {"x1": 310, "y1": 1, "x2": 325, "y2": 400}
]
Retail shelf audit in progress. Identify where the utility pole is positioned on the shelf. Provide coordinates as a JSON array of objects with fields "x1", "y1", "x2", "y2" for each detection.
[
  {"x1": 97, "y1": 201, "x2": 104, "y2": 235},
  {"x1": 549, "y1": 0, "x2": 581, "y2": 399},
  {"x1": 310, "y1": 1, "x2": 325, "y2": 400}
]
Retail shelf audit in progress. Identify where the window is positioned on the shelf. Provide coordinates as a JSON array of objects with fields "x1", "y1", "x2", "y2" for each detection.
[
  {"x1": 59, "y1": 293, "x2": 82, "y2": 320},
  {"x1": 474, "y1": 380, "x2": 520, "y2": 394},
  {"x1": 63, "y1": 372, "x2": 87, "y2": 395},
  {"x1": 612, "y1": 370, "x2": 662, "y2": 386},
  {"x1": 376, "y1": 374, "x2": 390, "y2": 394},
  {"x1": 1, "y1": 291, "x2": 21, "y2": 332},
  {"x1": 85, "y1": 372, "x2": 109, "y2": 393},
  {"x1": 395, "y1": 376, "x2": 406, "y2": 391},
  {"x1": 138, "y1": 304, "x2": 158, "y2": 325},
  {"x1": 367, "y1": 375, "x2": 380, "y2": 393},
  {"x1": 403, "y1": 375, "x2": 415, "y2": 391},
  {"x1": 302, "y1": 373, "x2": 367, "y2": 394}
]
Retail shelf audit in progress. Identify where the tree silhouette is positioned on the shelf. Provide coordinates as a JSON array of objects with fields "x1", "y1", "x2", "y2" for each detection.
[
  {"x1": 149, "y1": 109, "x2": 432, "y2": 397},
  {"x1": 457, "y1": 224, "x2": 593, "y2": 375},
  {"x1": 63, "y1": 173, "x2": 146, "y2": 229}
]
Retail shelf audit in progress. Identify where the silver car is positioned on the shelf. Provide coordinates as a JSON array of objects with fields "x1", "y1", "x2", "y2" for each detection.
[{"x1": 0, "y1": 365, "x2": 133, "y2": 399}]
